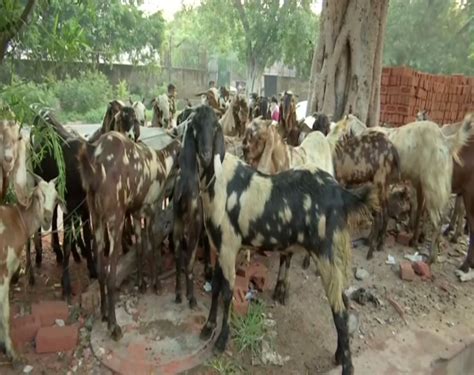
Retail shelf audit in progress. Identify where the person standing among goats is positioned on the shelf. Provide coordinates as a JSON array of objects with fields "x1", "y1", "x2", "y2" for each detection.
[
  {"x1": 270, "y1": 96, "x2": 280, "y2": 122},
  {"x1": 167, "y1": 83, "x2": 177, "y2": 128}
]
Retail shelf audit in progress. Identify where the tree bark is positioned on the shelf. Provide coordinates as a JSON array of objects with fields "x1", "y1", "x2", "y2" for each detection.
[
  {"x1": 307, "y1": 0, "x2": 389, "y2": 127},
  {"x1": 246, "y1": 57, "x2": 263, "y2": 94},
  {"x1": 0, "y1": 0, "x2": 37, "y2": 64}
]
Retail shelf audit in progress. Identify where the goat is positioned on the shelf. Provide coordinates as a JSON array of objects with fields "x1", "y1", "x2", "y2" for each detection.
[
  {"x1": 29, "y1": 111, "x2": 97, "y2": 297},
  {"x1": 130, "y1": 98, "x2": 147, "y2": 127},
  {"x1": 219, "y1": 94, "x2": 248, "y2": 137},
  {"x1": 0, "y1": 118, "x2": 29, "y2": 205},
  {"x1": 330, "y1": 130, "x2": 401, "y2": 259},
  {"x1": 184, "y1": 105, "x2": 378, "y2": 375},
  {"x1": 78, "y1": 131, "x2": 180, "y2": 340},
  {"x1": 88, "y1": 100, "x2": 140, "y2": 143},
  {"x1": 151, "y1": 94, "x2": 171, "y2": 128},
  {"x1": 279, "y1": 91, "x2": 299, "y2": 146},
  {"x1": 364, "y1": 118, "x2": 474, "y2": 263},
  {"x1": 242, "y1": 117, "x2": 334, "y2": 293},
  {"x1": 449, "y1": 114, "x2": 474, "y2": 272},
  {"x1": 252, "y1": 96, "x2": 271, "y2": 120},
  {"x1": 248, "y1": 92, "x2": 258, "y2": 120},
  {"x1": 0, "y1": 176, "x2": 58, "y2": 364},
  {"x1": 172, "y1": 123, "x2": 211, "y2": 308},
  {"x1": 197, "y1": 88, "x2": 225, "y2": 117}
]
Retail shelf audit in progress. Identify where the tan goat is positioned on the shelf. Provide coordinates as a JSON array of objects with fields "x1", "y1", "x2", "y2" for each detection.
[
  {"x1": 0, "y1": 118, "x2": 29, "y2": 204},
  {"x1": 0, "y1": 177, "x2": 58, "y2": 363}
]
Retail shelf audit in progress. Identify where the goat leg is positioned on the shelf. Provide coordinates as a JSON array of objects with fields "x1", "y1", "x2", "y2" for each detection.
[
  {"x1": 34, "y1": 228, "x2": 43, "y2": 267},
  {"x1": 185, "y1": 221, "x2": 200, "y2": 309},
  {"x1": 201, "y1": 230, "x2": 213, "y2": 282},
  {"x1": 409, "y1": 184, "x2": 424, "y2": 247},
  {"x1": 133, "y1": 219, "x2": 147, "y2": 293},
  {"x1": 26, "y1": 239, "x2": 35, "y2": 286},
  {"x1": 81, "y1": 209, "x2": 97, "y2": 278},
  {"x1": 51, "y1": 206, "x2": 63, "y2": 264},
  {"x1": 173, "y1": 223, "x2": 183, "y2": 304},
  {"x1": 61, "y1": 215, "x2": 74, "y2": 300},
  {"x1": 200, "y1": 261, "x2": 223, "y2": 341}
]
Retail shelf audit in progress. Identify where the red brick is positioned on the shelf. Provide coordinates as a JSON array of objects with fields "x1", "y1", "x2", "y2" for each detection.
[
  {"x1": 232, "y1": 288, "x2": 249, "y2": 316},
  {"x1": 235, "y1": 275, "x2": 249, "y2": 291},
  {"x1": 248, "y1": 262, "x2": 269, "y2": 292},
  {"x1": 396, "y1": 231, "x2": 411, "y2": 247},
  {"x1": 35, "y1": 325, "x2": 79, "y2": 353},
  {"x1": 412, "y1": 261, "x2": 432, "y2": 280},
  {"x1": 400, "y1": 261, "x2": 416, "y2": 281},
  {"x1": 32, "y1": 301, "x2": 69, "y2": 327},
  {"x1": 10, "y1": 314, "x2": 41, "y2": 348}
]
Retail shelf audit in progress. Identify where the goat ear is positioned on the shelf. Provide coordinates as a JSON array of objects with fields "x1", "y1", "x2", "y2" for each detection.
[
  {"x1": 32, "y1": 173, "x2": 43, "y2": 184},
  {"x1": 195, "y1": 91, "x2": 207, "y2": 97},
  {"x1": 213, "y1": 124, "x2": 226, "y2": 163},
  {"x1": 50, "y1": 176, "x2": 58, "y2": 186}
]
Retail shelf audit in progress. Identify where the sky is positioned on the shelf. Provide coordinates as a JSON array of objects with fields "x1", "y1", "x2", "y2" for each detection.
[{"x1": 140, "y1": 0, "x2": 323, "y2": 20}]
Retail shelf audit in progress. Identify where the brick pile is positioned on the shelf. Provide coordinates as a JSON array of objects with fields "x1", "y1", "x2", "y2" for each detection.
[{"x1": 380, "y1": 66, "x2": 474, "y2": 127}]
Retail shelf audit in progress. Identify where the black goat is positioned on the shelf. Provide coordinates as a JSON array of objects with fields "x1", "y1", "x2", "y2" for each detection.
[
  {"x1": 183, "y1": 105, "x2": 378, "y2": 375},
  {"x1": 29, "y1": 111, "x2": 96, "y2": 298}
]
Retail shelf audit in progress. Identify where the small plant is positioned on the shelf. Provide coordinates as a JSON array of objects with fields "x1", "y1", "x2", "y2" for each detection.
[
  {"x1": 206, "y1": 356, "x2": 243, "y2": 375},
  {"x1": 231, "y1": 301, "x2": 266, "y2": 357}
]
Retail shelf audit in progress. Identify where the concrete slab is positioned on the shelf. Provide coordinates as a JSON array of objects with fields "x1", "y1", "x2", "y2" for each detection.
[
  {"x1": 326, "y1": 323, "x2": 474, "y2": 374},
  {"x1": 90, "y1": 292, "x2": 218, "y2": 374}
]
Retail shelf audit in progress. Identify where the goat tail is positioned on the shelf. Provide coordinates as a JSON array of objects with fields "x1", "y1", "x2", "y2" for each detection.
[
  {"x1": 77, "y1": 143, "x2": 100, "y2": 193},
  {"x1": 446, "y1": 113, "x2": 473, "y2": 166},
  {"x1": 342, "y1": 184, "x2": 380, "y2": 231}
]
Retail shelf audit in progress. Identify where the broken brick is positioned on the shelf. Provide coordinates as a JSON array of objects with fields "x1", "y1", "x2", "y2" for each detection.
[
  {"x1": 11, "y1": 314, "x2": 41, "y2": 348},
  {"x1": 412, "y1": 261, "x2": 432, "y2": 280},
  {"x1": 235, "y1": 275, "x2": 249, "y2": 291},
  {"x1": 32, "y1": 301, "x2": 69, "y2": 327},
  {"x1": 400, "y1": 260, "x2": 415, "y2": 281},
  {"x1": 35, "y1": 325, "x2": 79, "y2": 353},
  {"x1": 232, "y1": 288, "x2": 249, "y2": 316},
  {"x1": 397, "y1": 232, "x2": 411, "y2": 247},
  {"x1": 249, "y1": 262, "x2": 269, "y2": 292}
]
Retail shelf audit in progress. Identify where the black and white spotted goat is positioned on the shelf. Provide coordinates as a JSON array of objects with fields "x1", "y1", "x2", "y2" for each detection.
[{"x1": 183, "y1": 105, "x2": 379, "y2": 375}]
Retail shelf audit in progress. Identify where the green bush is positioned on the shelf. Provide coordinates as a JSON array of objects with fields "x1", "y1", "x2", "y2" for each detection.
[
  {"x1": 0, "y1": 76, "x2": 60, "y2": 111},
  {"x1": 53, "y1": 71, "x2": 112, "y2": 114}
]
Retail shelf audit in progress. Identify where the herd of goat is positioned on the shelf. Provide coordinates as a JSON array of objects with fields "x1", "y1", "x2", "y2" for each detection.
[{"x1": 0, "y1": 86, "x2": 473, "y2": 374}]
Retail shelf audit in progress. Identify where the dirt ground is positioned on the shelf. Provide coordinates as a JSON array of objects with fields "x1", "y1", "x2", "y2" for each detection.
[{"x1": 1, "y1": 221, "x2": 473, "y2": 374}]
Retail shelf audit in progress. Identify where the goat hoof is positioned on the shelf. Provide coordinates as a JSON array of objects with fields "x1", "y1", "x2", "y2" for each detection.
[
  {"x1": 189, "y1": 297, "x2": 197, "y2": 309},
  {"x1": 110, "y1": 325, "x2": 123, "y2": 341},
  {"x1": 35, "y1": 256, "x2": 42, "y2": 267},
  {"x1": 28, "y1": 275, "x2": 35, "y2": 286},
  {"x1": 302, "y1": 256, "x2": 310, "y2": 270},
  {"x1": 175, "y1": 294, "x2": 182, "y2": 304},
  {"x1": 54, "y1": 251, "x2": 63, "y2": 265},
  {"x1": 458, "y1": 262, "x2": 471, "y2": 273},
  {"x1": 213, "y1": 333, "x2": 228, "y2": 354},
  {"x1": 138, "y1": 282, "x2": 147, "y2": 294},
  {"x1": 10, "y1": 354, "x2": 25, "y2": 370},
  {"x1": 366, "y1": 251, "x2": 374, "y2": 260},
  {"x1": 200, "y1": 323, "x2": 215, "y2": 340},
  {"x1": 334, "y1": 349, "x2": 343, "y2": 366}
]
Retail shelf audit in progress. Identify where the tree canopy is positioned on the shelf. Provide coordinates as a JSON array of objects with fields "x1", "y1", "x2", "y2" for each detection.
[
  {"x1": 383, "y1": 0, "x2": 474, "y2": 75},
  {"x1": 1, "y1": 0, "x2": 166, "y2": 65}
]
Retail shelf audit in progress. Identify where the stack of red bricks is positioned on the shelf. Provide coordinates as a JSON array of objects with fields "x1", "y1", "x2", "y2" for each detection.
[
  {"x1": 11, "y1": 301, "x2": 79, "y2": 354},
  {"x1": 380, "y1": 66, "x2": 474, "y2": 127}
]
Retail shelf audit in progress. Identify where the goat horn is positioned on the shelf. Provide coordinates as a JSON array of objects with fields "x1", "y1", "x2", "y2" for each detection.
[{"x1": 195, "y1": 91, "x2": 207, "y2": 96}]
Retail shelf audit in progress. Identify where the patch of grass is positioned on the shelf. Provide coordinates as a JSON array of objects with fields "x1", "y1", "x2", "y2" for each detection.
[
  {"x1": 231, "y1": 301, "x2": 266, "y2": 357},
  {"x1": 206, "y1": 356, "x2": 243, "y2": 375}
]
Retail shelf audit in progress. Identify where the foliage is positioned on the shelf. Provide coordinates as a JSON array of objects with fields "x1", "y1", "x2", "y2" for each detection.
[
  {"x1": 384, "y1": 0, "x2": 474, "y2": 75},
  {"x1": 168, "y1": 1, "x2": 317, "y2": 81},
  {"x1": 231, "y1": 301, "x2": 266, "y2": 357},
  {"x1": 52, "y1": 71, "x2": 112, "y2": 114},
  {"x1": 115, "y1": 80, "x2": 130, "y2": 102},
  {"x1": 205, "y1": 356, "x2": 243, "y2": 375},
  {"x1": 3, "y1": 0, "x2": 166, "y2": 65}
]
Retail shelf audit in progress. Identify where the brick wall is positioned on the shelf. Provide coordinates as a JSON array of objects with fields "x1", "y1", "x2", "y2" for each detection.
[{"x1": 380, "y1": 66, "x2": 474, "y2": 127}]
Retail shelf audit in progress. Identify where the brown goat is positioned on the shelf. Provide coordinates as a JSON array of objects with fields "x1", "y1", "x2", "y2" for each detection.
[
  {"x1": 0, "y1": 177, "x2": 58, "y2": 363},
  {"x1": 450, "y1": 114, "x2": 474, "y2": 272},
  {"x1": 88, "y1": 100, "x2": 140, "y2": 142},
  {"x1": 78, "y1": 132, "x2": 180, "y2": 340},
  {"x1": 219, "y1": 94, "x2": 249, "y2": 137},
  {"x1": 333, "y1": 132, "x2": 401, "y2": 259},
  {"x1": 279, "y1": 91, "x2": 299, "y2": 146}
]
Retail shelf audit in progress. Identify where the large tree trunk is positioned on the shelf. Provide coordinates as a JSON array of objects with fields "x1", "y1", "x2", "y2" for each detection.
[
  {"x1": 307, "y1": 0, "x2": 389, "y2": 126},
  {"x1": 246, "y1": 57, "x2": 263, "y2": 94}
]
